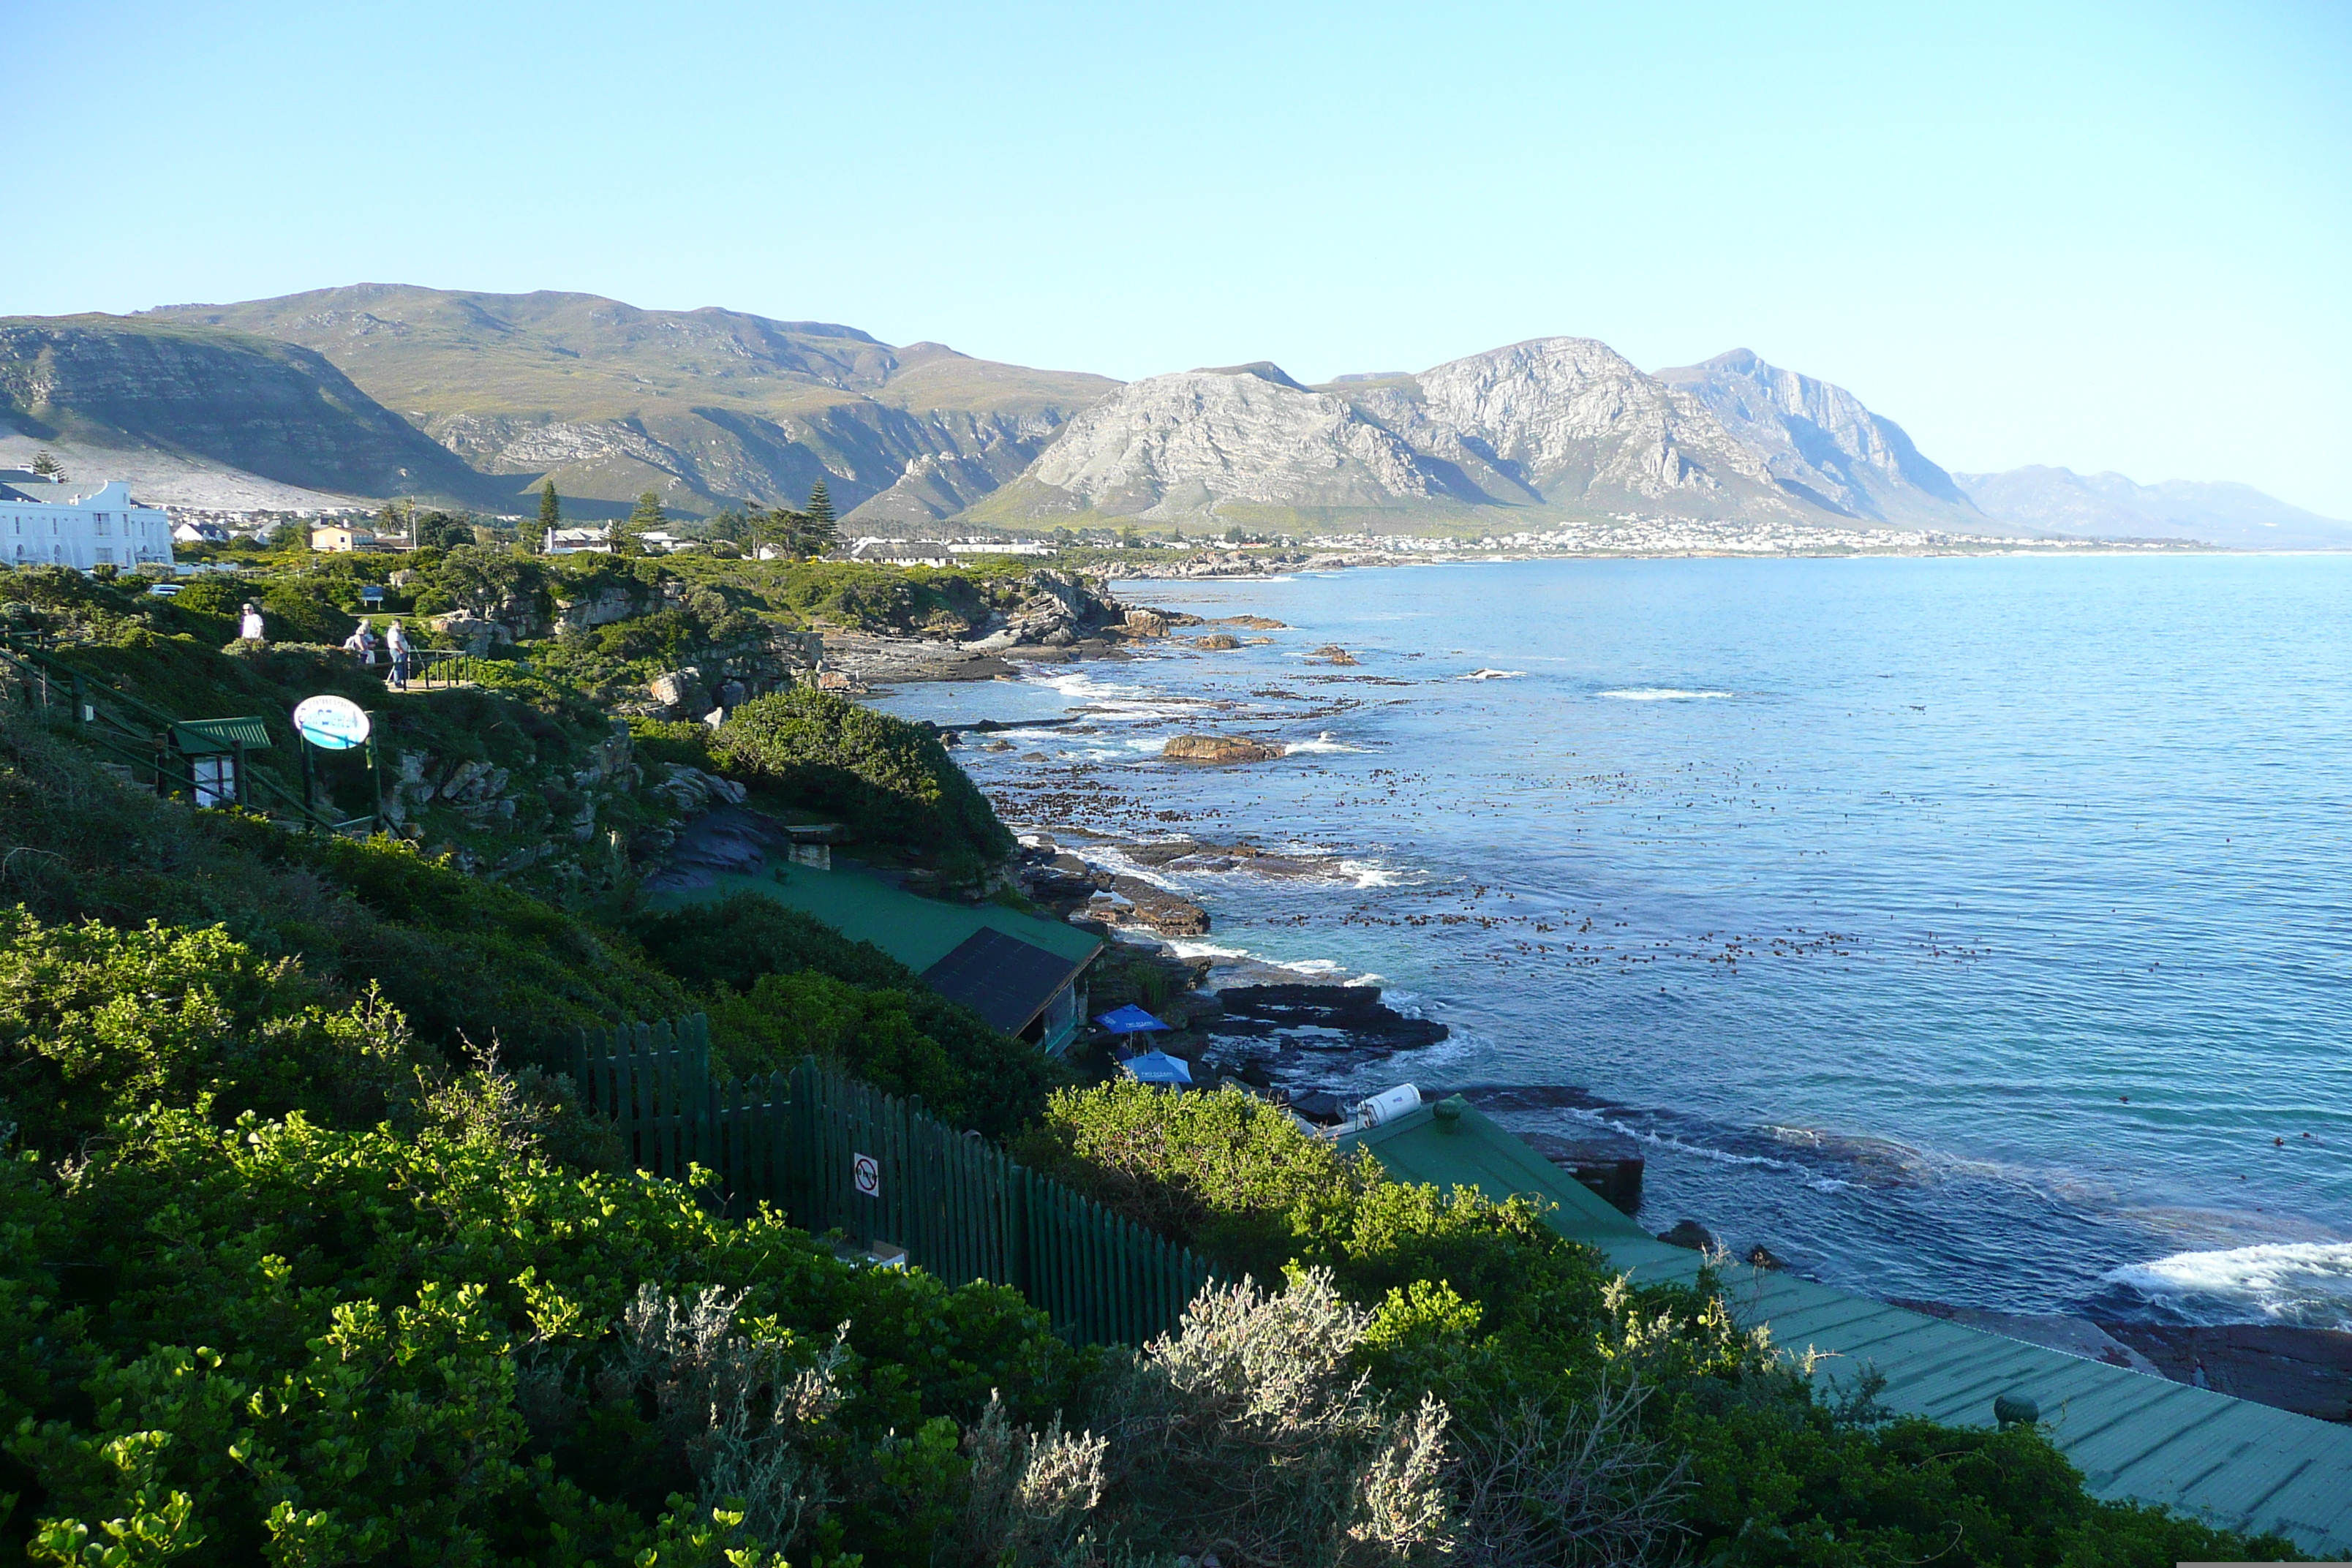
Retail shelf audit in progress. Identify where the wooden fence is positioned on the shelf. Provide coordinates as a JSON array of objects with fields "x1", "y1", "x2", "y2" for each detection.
[{"x1": 561, "y1": 1017, "x2": 1213, "y2": 1346}]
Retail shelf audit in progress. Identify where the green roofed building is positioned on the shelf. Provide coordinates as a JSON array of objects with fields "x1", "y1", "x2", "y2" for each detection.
[
  {"x1": 647, "y1": 862, "x2": 1102, "y2": 1055},
  {"x1": 1341, "y1": 1095, "x2": 2352, "y2": 1556}
]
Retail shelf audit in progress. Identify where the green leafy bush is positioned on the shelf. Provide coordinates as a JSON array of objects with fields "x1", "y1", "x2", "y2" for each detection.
[
  {"x1": 0, "y1": 910, "x2": 426, "y2": 1154},
  {"x1": 633, "y1": 892, "x2": 1060, "y2": 1139},
  {"x1": 1, "y1": 1101, "x2": 1085, "y2": 1564},
  {"x1": 1020, "y1": 1084, "x2": 2300, "y2": 1567},
  {"x1": 709, "y1": 690, "x2": 1014, "y2": 880}
]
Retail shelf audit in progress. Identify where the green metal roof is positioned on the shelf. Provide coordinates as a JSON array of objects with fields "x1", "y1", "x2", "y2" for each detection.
[
  {"x1": 645, "y1": 862, "x2": 1101, "y2": 982},
  {"x1": 168, "y1": 716, "x2": 274, "y2": 753},
  {"x1": 1343, "y1": 1100, "x2": 2352, "y2": 1556}
]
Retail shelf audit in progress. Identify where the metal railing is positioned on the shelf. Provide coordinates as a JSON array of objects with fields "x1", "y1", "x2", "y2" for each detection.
[{"x1": 0, "y1": 634, "x2": 374, "y2": 833}]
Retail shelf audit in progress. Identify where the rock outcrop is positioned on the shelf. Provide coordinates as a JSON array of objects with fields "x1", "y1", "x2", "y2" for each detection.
[
  {"x1": 1654, "y1": 349, "x2": 1980, "y2": 527},
  {"x1": 1162, "y1": 734, "x2": 1284, "y2": 764},
  {"x1": 995, "y1": 368, "x2": 1458, "y2": 520}
]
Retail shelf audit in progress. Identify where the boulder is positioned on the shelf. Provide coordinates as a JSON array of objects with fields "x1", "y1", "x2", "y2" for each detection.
[
  {"x1": 1656, "y1": 1219, "x2": 1720, "y2": 1252},
  {"x1": 1123, "y1": 608, "x2": 1171, "y2": 637},
  {"x1": 1309, "y1": 644, "x2": 1361, "y2": 666},
  {"x1": 1191, "y1": 634, "x2": 1241, "y2": 650},
  {"x1": 649, "y1": 668, "x2": 713, "y2": 718},
  {"x1": 1162, "y1": 734, "x2": 1284, "y2": 764}
]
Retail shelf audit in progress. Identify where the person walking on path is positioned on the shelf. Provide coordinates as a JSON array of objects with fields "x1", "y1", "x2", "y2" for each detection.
[
  {"x1": 340, "y1": 622, "x2": 379, "y2": 667},
  {"x1": 385, "y1": 619, "x2": 410, "y2": 690},
  {"x1": 238, "y1": 602, "x2": 265, "y2": 644}
]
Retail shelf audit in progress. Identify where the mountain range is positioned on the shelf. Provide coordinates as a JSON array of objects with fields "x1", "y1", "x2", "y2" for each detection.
[{"x1": 1, "y1": 284, "x2": 2343, "y2": 546}]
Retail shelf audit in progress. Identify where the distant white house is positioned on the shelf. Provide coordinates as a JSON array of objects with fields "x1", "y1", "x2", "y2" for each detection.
[
  {"x1": 948, "y1": 540, "x2": 1052, "y2": 557},
  {"x1": 0, "y1": 478, "x2": 172, "y2": 571},
  {"x1": 846, "y1": 538, "x2": 953, "y2": 568},
  {"x1": 172, "y1": 520, "x2": 232, "y2": 545},
  {"x1": 637, "y1": 529, "x2": 699, "y2": 554},
  {"x1": 546, "y1": 524, "x2": 616, "y2": 555}
]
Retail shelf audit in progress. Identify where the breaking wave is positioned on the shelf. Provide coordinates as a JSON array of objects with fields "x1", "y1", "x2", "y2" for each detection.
[{"x1": 2099, "y1": 1241, "x2": 2352, "y2": 1328}]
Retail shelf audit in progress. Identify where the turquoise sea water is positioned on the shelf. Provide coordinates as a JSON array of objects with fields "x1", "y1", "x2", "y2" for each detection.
[{"x1": 870, "y1": 554, "x2": 2352, "y2": 1326}]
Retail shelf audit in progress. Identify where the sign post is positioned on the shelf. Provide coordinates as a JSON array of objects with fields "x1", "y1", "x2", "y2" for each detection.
[{"x1": 291, "y1": 695, "x2": 373, "y2": 828}]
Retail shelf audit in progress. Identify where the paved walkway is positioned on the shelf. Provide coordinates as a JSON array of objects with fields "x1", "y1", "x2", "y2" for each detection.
[{"x1": 1342, "y1": 1099, "x2": 2352, "y2": 1556}]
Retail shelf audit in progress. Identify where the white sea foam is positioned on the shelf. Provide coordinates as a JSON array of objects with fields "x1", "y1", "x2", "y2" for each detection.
[
  {"x1": 1461, "y1": 668, "x2": 1526, "y2": 680},
  {"x1": 2100, "y1": 1241, "x2": 2352, "y2": 1328},
  {"x1": 1286, "y1": 731, "x2": 1367, "y2": 755},
  {"x1": 1337, "y1": 858, "x2": 1409, "y2": 889},
  {"x1": 1599, "y1": 687, "x2": 1734, "y2": 701}
]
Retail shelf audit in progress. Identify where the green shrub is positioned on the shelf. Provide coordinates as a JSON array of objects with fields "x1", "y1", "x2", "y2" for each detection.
[
  {"x1": 1, "y1": 1105, "x2": 1085, "y2": 1564},
  {"x1": 0, "y1": 710, "x2": 688, "y2": 1063},
  {"x1": 1021, "y1": 1085, "x2": 2300, "y2": 1567},
  {"x1": 0, "y1": 910, "x2": 426, "y2": 1155},
  {"x1": 709, "y1": 690, "x2": 1014, "y2": 879},
  {"x1": 633, "y1": 892, "x2": 1060, "y2": 1139}
]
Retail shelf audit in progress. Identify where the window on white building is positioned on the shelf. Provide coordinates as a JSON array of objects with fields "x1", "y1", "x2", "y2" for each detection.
[
  {"x1": 95, "y1": 515, "x2": 110, "y2": 535},
  {"x1": 94, "y1": 547, "x2": 112, "y2": 563}
]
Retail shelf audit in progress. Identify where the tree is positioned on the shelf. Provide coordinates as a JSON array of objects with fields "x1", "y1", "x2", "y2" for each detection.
[
  {"x1": 538, "y1": 480, "x2": 561, "y2": 540},
  {"x1": 30, "y1": 451, "x2": 62, "y2": 479},
  {"x1": 798, "y1": 481, "x2": 840, "y2": 557},
  {"x1": 620, "y1": 491, "x2": 666, "y2": 556},
  {"x1": 804, "y1": 480, "x2": 835, "y2": 530}
]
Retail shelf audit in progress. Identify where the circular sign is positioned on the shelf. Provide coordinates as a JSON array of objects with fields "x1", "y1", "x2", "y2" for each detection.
[{"x1": 293, "y1": 694, "x2": 372, "y2": 750}]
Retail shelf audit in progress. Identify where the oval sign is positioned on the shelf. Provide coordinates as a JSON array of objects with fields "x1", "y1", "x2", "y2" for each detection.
[{"x1": 293, "y1": 694, "x2": 372, "y2": 750}]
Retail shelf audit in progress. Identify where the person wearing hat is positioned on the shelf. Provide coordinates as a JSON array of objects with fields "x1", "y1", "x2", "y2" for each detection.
[
  {"x1": 384, "y1": 619, "x2": 410, "y2": 690},
  {"x1": 238, "y1": 602, "x2": 265, "y2": 644}
]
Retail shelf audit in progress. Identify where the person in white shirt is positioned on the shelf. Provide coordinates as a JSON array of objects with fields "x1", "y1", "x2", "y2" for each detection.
[
  {"x1": 384, "y1": 619, "x2": 410, "y2": 690},
  {"x1": 238, "y1": 603, "x2": 265, "y2": 644}
]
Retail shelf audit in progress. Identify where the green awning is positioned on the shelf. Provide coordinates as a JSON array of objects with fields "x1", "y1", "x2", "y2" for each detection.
[{"x1": 170, "y1": 717, "x2": 274, "y2": 754}]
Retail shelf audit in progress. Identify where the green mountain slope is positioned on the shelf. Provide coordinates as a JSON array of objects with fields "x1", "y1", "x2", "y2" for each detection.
[
  {"x1": 144, "y1": 285, "x2": 1120, "y2": 521},
  {"x1": 0, "y1": 314, "x2": 502, "y2": 506}
]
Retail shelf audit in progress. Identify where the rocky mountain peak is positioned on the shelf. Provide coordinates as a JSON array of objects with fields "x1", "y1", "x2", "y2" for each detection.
[
  {"x1": 1011, "y1": 369, "x2": 1444, "y2": 519},
  {"x1": 1192, "y1": 361, "x2": 1310, "y2": 392},
  {"x1": 1654, "y1": 348, "x2": 1974, "y2": 524}
]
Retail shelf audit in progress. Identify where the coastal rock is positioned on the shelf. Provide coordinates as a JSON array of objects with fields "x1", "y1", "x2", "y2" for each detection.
[
  {"x1": 1308, "y1": 645, "x2": 1360, "y2": 666},
  {"x1": 1123, "y1": 608, "x2": 1172, "y2": 637},
  {"x1": 1191, "y1": 634, "x2": 1241, "y2": 650},
  {"x1": 1163, "y1": 734, "x2": 1284, "y2": 764},
  {"x1": 1077, "y1": 877, "x2": 1213, "y2": 937},
  {"x1": 2095, "y1": 1321, "x2": 2352, "y2": 1422},
  {"x1": 1210, "y1": 615, "x2": 1288, "y2": 629},
  {"x1": 1212, "y1": 984, "x2": 1448, "y2": 1051},
  {"x1": 1656, "y1": 1219, "x2": 1720, "y2": 1252}
]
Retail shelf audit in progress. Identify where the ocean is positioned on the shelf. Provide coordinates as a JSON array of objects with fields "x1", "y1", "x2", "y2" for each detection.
[{"x1": 867, "y1": 553, "x2": 2352, "y2": 1329}]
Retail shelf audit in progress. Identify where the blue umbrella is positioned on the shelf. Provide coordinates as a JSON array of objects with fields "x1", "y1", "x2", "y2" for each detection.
[
  {"x1": 1093, "y1": 1003, "x2": 1171, "y2": 1035},
  {"x1": 1121, "y1": 1049, "x2": 1193, "y2": 1085}
]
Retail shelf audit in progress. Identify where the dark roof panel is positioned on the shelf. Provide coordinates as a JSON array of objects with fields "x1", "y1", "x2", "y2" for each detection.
[{"x1": 921, "y1": 927, "x2": 1083, "y2": 1035}]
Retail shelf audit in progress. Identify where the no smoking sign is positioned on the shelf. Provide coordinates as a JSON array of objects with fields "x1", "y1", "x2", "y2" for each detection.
[{"x1": 852, "y1": 1152, "x2": 881, "y2": 1198}]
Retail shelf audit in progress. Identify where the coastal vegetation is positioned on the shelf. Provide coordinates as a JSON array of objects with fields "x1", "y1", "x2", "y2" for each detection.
[{"x1": 0, "y1": 547, "x2": 2307, "y2": 1564}]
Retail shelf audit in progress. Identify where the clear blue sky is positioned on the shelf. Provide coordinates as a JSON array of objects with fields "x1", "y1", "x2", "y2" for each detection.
[{"x1": 12, "y1": 1, "x2": 2350, "y2": 513}]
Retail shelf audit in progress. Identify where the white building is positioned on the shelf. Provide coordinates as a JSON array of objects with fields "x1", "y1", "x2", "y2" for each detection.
[
  {"x1": 546, "y1": 524, "x2": 616, "y2": 555},
  {"x1": 1, "y1": 478, "x2": 172, "y2": 571}
]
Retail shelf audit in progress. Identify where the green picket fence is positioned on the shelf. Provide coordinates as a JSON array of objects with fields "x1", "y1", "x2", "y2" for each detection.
[{"x1": 562, "y1": 1017, "x2": 1213, "y2": 1345}]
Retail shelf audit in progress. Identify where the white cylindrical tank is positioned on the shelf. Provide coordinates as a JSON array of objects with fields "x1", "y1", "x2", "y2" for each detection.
[{"x1": 1354, "y1": 1084, "x2": 1422, "y2": 1128}]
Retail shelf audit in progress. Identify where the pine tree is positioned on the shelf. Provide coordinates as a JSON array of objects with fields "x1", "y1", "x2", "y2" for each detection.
[
  {"x1": 30, "y1": 451, "x2": 62, "y2": 479},
  {"x1": 800, "y1": 480, "x2": 840, "y2": 556},
  {"x1": 620, "y1": 491, "x2": 666, "y2": 555},
  {"x1": 538, "y1": 480, "x2": 561, "y2": 541}
]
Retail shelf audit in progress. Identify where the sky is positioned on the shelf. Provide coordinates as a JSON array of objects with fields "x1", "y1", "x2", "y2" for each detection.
[{"x1": 10, "y1": 0, "x2": 2351, "y2": 513}]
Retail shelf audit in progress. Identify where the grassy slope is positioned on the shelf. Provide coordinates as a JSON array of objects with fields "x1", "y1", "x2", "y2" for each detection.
[
  {"x1": 0, "y1": 314, "x2": 505, "y2": 508},
  {"x1": 140, "y1": 287, "x2": 1119, "y2": 516}
]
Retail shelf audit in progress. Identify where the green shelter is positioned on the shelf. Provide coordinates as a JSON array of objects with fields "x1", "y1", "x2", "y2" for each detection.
[
  {"x1": 1342, "y1": 1096, "x2": 2352, "y2": 1555},
  {"x1": 647, "y1": 862, "x2": 1102, "y2": 1055}
]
